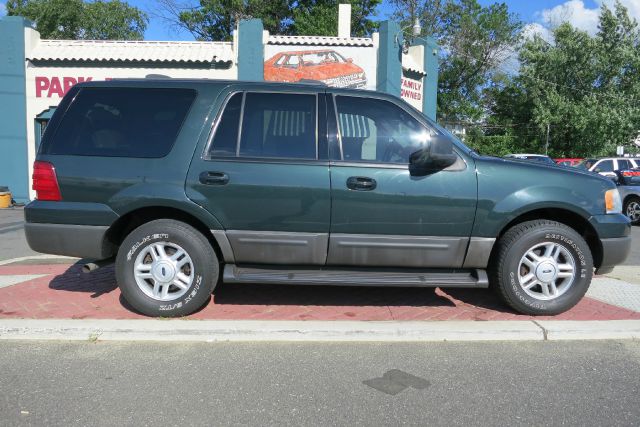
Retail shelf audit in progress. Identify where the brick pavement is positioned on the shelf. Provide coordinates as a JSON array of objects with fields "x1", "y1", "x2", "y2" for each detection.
[{"x1": 0, "y1": 262, "x2": 638, "y2": 321}]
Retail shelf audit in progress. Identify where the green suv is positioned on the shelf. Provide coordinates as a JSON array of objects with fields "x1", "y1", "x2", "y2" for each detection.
[{"x1": 25, "y1": 80, "x2": 631, "y2": 317}]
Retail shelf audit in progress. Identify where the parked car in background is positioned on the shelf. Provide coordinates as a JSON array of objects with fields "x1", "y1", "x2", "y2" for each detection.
[
  {"x1": 264, "y1": 49, "x2": 367, "y2": 89},
  {"x1": 575, "y1": 157, "x2": 640, "y2": 178},
  {"x1": 24, "y1": 79, "x2": 631, "y2": 318},
  {"x1": 504, "y1": 154, "x2": 556, "y2": 165},
  {"x1": 614, "y1": 169, "x2": 640, "y2": 224},
  {"x1": 555, "y1": 158, "x2": 582, "y2": 167}
]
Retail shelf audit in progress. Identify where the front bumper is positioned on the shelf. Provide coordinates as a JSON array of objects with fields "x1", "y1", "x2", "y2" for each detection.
[
  {"x1": 589, "y1": 214, "x2": 631, "y2": 274},
  {"x1": 596, "y1": 236, "x2": 632, "y2": 274},
  {"x1": 25, "y1": 222, "x2": 114, "y2": 260}
]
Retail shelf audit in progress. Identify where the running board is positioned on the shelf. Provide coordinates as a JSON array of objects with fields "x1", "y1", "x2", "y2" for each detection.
[{"x1": 223, "y1": 265, "x2": 489, "y2": 288}]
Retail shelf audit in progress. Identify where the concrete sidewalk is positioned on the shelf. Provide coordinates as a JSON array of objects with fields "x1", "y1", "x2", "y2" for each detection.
[{"x1": 0, "y1": 259, "x2": 639, "y2": 342}]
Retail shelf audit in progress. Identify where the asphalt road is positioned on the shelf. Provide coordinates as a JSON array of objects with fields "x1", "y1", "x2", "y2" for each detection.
[
  {"x1": 0, "y1": 208, "x2": 35, "y2": 262},
  {"x1": 0, "y1": 340, "x2": 639, "y2": 426}
]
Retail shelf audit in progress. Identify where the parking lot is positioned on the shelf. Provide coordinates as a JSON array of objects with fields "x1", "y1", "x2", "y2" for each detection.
[{"x1": 1, "y1": 207, "x2": 639, "y2": 322}]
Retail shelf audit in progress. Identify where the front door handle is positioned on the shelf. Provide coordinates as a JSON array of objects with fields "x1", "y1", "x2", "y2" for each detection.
[
  {"x1": 346, "y1": 176, "x2": 377, "y2": 191},
  {"x1": 199, "y1": 171, "x2": 229, "y2": 185}
]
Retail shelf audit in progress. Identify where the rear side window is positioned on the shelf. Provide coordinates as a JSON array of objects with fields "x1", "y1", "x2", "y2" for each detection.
[
  {"x1": 617, "y1": 159, "x2": 632, "y2": 170},
  {"x1": 239, "y1": 92, "x2": 316, "y2": 159},
  {"x1": 42, "y1": 87, "x2": 196, "y2": 158},
  {"x1": 207, "y1": 92, "x2": 317, "y2": 160}
]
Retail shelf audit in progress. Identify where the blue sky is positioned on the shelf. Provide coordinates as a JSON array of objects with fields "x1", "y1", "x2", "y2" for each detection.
[
  {"x1": 132, "y1": 0, "x2": 608, "y2": 41},
  {"x1": 0, "y1": 0, "x2": 624, "y2": 41}
]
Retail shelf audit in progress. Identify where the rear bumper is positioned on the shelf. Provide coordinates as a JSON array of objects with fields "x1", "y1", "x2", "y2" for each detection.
[
  {"x1": 596, "y1": 236, "x2": 632, "y2": 274},
  {"x1": 25, "y1": 222, "x2": 114, "y2": 260}
]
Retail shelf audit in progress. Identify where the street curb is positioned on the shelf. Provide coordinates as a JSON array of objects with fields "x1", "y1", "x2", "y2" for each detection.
[
  {"x1": 536, "y1": 320, "x2": 640, "y2": 340},
  {"x1": 0, "y1": 319, "x2": 639, "y2": 342}
]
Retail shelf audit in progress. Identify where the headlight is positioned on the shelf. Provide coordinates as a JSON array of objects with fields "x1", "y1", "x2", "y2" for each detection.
[{"x1": 605, "y1": 188, "x2": 622, "y2": 214}]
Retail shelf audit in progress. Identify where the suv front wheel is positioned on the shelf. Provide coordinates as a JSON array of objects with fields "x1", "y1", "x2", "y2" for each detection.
[
  {"x1": 115, "y1": 219, "x2": 219, "y2": 317},
  {"x1": 624, "y1": 197, "x2": 640, "y2": 225},
  {"x1": 490, "y1": 220, "x2": 593, "y2": 315}
]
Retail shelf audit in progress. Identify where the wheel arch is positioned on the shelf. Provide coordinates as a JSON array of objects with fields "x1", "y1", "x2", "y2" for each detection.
[
  {"x1": 491, "y1": 207, "x2": 603, "y2": 269},
  {"x1": 623, "y1": 193, "x2": 640, "y2": 205},
  {"x1": 104, "y1": 206, "x2": 225, "y2": 261}
]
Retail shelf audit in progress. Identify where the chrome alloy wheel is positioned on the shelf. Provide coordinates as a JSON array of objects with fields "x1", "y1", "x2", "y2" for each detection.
[
  {"x1": 133, "y1": 242, "x2": 194, "y2": 301},
  {"x1": 626, "y1": 200, "x2": 640, "y2": 223},
  {"x1": 517, "y1": 242, "x2": 576, "y2": 301}
]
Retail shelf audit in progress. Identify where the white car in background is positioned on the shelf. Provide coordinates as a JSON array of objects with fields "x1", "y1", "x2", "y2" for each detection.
[
  {"x1": 614, "y1": 169, "x2": 640, "y2": 225},
  {"x1": 576, "y1": 157, "x2": 640, "y2": 178}
]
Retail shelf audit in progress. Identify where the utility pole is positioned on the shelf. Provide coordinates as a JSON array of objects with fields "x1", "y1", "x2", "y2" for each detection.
[{"x1": 545, "y1": 123, "x2": 550, "y2": 155}]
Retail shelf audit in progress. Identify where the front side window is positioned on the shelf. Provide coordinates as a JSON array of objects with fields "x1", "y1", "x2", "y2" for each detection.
[
  {"x1": 285, "y1": 55, "x2": 300, "y2": 68},
  {"x1": 43, "y1": 87, "x2": 196, "y2": 158},
  {"x1": 238, "y1": 92, "x2": 316, "y2": 160},
  {"x1": 334, "y1": 96, "x2": 434, "y2": 164},
  {"x1": 595, "y1": 160, "x2": 614, "y2": 173}
]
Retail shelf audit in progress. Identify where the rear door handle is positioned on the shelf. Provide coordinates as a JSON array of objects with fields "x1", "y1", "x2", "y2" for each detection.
[
  {"x1": 199, "y1": 171, "x2": 229, "y2": 185},
  {"x1": 346, "y1": 176, "x2": 377, "y2": 191}
]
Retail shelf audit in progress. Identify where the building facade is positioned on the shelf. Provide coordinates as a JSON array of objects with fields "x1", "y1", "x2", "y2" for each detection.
[{"x1": 0, "y1": 11, "x2": 438, "y2": 203}]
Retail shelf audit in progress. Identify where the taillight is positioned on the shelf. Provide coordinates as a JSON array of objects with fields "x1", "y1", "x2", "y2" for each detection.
[{"x1": 32, "y1": 161, "x2": 62, "y2": 201}]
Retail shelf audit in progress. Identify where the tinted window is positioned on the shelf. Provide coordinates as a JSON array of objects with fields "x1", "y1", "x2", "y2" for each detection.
[
  {"x1": 595, "y1": 160, "x2": 614, "y2": 172},
  {"x1": 209, "y1": 92, "x2": 242, "y2": 157},
  {"x1": 617, "y1": 159, "x2": 632, "y2": 170},
  {"x1": 239, "y1": 93, "x2": 316, "y2": 160},
  {"x1": 43, "y1": 87, "x2": 195, "y2": 158},
  {"x1": 335, "y1": 96, "x2": 434, "y2": 164}
]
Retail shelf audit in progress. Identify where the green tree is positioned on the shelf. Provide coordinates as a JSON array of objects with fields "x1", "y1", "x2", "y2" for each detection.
[
  {"x1": 163, "y1": 0, "x2": 291, "y2": 41},
  {"x1": 292, "y1": 0, "x2": 380, "y2": 37},
  {"x1": 6, "y1": 0, "x2": 147, "y2": 40},
  {"x1": 391, "y1": 0, "x2": 522, "y2": 123},
  {"x1": 512, "y1": 1, "x2": 640, "y2": 157},
  {"x1": 159, "y1": 0, "x2": 379, "y2": 41}
]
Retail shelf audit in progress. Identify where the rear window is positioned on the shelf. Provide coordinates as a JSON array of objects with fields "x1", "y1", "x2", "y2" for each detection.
[{"x1": 41, "y1": 87, "x2": 196, "y2": 158}]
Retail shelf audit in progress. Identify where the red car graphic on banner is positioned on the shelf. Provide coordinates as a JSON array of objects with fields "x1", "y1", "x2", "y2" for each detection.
[{"x1": 264, "y1": 49, "x2": 367, "y2": 88}]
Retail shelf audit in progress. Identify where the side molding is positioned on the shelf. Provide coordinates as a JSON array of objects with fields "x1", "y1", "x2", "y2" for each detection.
[
  {"x1": 226, "y1": 231, "x2": 329, "y2": 265},
  {"x1": 463, "y1": 237, "x2": 496, "y2": 268},
  {"x1": 327, "y1": 234, "x2": 469, "y2": 268}
]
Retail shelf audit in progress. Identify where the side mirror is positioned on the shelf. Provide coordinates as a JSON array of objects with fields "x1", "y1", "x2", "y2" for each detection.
[
  {"x1": 409, "y1": 135, "x2": 457, "y2": 176},
  {"x1": 346, "y1": 58, "x2": 354, "y2": 63}
]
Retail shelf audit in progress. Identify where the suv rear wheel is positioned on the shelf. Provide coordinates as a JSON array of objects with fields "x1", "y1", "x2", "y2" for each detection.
[
  {"x1": 115, "y1": 219, "x2": 219, "y2": 317},
  {"x1": 490, "y1": 220, "x2": 593, "y2": 315}
]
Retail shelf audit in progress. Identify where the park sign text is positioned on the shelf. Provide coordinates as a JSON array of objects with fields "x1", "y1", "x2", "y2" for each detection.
[{"x1": 35, "y1": 76, "x2": 113, "y2": 98}]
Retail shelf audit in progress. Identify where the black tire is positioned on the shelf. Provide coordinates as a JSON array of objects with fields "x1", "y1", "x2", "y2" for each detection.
[
  {"x1": 490, "y1": 220, "x2": 593, "y2": 315},
  {"x1": 623, "y1": 197, "x2": 640, "y2": 225},
  {"x1": 115, "y1": 219, "x2": 219, "y2": 317}
]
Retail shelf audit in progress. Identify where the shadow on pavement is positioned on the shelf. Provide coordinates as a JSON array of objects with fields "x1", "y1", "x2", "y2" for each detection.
[
  {"x1": 49, "y1": 262, "x2": 117, "y2": 298},
  {"x1": 47, "y1": 262, "x2": 521, "y2": 314}
]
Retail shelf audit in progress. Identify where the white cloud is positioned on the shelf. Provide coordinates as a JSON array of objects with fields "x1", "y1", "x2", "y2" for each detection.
[
  {"x1": 537, "y1": 0, "x2": 640, "y2": 36},
  {"x1": 0, "y1": 2, "x2": 6, "y2": 17},
  {"x1": 522, "y1": 22, "x2": 553, "y2": 43},
  {"x1": 539, "y1": 0, "x2": 600, "y2": 34}
]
